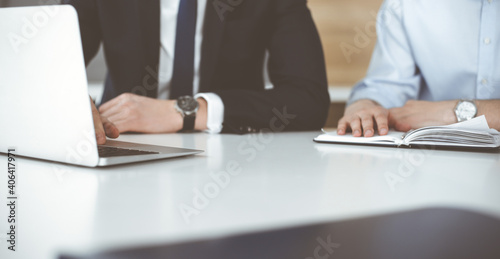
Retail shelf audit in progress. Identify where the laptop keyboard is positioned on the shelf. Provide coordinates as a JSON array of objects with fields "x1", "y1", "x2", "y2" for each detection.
[{"x1": 98, "y1": 146, "x2": 160, "y2": 158}]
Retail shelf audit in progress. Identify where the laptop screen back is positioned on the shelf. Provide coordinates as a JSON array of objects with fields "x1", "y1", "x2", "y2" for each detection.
[{"x1": 0, "y1": 5, "x2": 99, "y2": 166}]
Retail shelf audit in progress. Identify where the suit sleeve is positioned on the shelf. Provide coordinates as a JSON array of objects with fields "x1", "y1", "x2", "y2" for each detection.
[
  {"x1": 62, "y1": 0, "x2": 102, "y2": 66},
  {"x1": 215, "y1": 0, "x2": 330, "y2": 133}
]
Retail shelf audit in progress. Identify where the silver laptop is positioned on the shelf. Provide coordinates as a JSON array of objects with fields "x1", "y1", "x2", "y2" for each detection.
[{"x1": 0, "y1": 5, "x2": 202, "y2": 167}]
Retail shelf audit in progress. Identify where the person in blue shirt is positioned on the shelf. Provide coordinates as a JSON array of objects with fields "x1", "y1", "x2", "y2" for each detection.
[{"x1": 338, "y1": 0, "x2": 500, "y2": 137}]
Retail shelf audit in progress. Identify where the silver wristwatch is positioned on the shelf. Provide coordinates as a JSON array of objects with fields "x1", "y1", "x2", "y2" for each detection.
[{"x1": 454, "y1": 100, "x2": 477, "y2": 122}]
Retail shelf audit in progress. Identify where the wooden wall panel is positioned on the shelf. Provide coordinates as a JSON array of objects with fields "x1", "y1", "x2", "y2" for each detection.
[{"x1": 308, "y1": 0, "x2": 384, "y2": 86}]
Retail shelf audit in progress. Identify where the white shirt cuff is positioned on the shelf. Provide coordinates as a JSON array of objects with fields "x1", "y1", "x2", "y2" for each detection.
[{"x1": 195, "y1": 93, "x2": 224, "y2": 134}]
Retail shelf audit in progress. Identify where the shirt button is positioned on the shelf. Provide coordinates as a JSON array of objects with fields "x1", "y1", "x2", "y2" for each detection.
[
  {"x1": 481, "y1": 79, "x2": 489, "y2": 85},
  {"x1": 488, "y1": 0, "x2": 493, "y2": 3},
  {"x1": 484, "y1": 38, "x2": 491, "y2": 45}
]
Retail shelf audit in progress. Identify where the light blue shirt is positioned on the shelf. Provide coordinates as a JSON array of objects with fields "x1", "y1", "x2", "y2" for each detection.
[{"x1": 349, "y1": 0, "x2": 500, "y2": 108}]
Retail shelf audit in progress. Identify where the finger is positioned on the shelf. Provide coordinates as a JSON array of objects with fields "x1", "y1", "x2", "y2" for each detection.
[
  {"x1": 337, "y1": 117, "x2": 348, "y2": 135},
  {"x1": 99, "y1": 94, "x2": 129, "y2": 114},
  {"x1": 106, "y1": 111, "x2": 129, "y2": 124},
  {"x1": 101, "y1": 116, "x2": 120, "y2": 139},
  {"x1": 374, "y1": 112, "x2": 389, "y2": 135},
  {"x1": 99, "y1": 99, "x2": 118, "y2": 114},
  {"x1": 110, "y1": 119, "x2": 131, "y2": 134},
  {"x1": 100, "y1": 101, "x2": 125, "y2": 118},
  {"x1": 90, "y1": 98, "x2": 106, "y2": 145},
  {"x1": 360, "y1": 115, "x2": 375, "y2": 137},
  {"x1": 349, "y1": 116, "x2": 363, "y2": 137}
]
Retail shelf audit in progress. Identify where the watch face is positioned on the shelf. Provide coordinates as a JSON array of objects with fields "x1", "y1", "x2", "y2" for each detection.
[
  {"x1": 456, "y1": 101, "x2": 477, "y2": 120},
  {"x1": 177, "y1": 96, "x2": 199, "y2": 113}
]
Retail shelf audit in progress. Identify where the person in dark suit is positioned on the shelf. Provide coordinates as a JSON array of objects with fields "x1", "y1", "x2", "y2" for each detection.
[{"x1": 64, "y1": 0, "x2": 329, "y2": 144}]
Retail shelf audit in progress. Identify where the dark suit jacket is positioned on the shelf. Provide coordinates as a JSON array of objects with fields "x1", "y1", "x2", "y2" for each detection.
[{"x1": 64, "y1": 0, "x2": 330, "y2": 133}]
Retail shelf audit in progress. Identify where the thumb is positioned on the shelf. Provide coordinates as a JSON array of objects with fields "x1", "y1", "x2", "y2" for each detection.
[{"x1": 90, "y1": 98, "x2": 106, "y2": 145}]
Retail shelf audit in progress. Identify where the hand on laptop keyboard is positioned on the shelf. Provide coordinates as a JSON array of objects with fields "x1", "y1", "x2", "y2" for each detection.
[{"x1": 91, "y1": 97, "x2": 120, "y2": 145}]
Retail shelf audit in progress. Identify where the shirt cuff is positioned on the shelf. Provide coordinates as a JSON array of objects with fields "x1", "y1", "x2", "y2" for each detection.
[{"x1": 195, "y1": 93, "x2": 224, "y2": 134}]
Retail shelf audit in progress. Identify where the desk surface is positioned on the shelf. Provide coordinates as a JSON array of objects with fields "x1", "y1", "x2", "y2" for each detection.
[{"x1": 1, "y1": 131, "x2": 499, "y2": 259}]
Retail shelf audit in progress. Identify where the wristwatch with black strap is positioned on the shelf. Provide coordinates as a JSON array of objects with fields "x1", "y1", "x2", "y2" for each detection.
[{"x1": 175, "y1": 96, "x2": 199, "y2": 131}]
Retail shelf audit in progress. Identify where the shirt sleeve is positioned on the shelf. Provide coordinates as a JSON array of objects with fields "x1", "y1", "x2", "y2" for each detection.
[
  {"x1": 348, "y1": 0, "x2": 422, "y2": 108},
  {"x1": 194, "y1": 93, "x2": 224, "y2": 134}
]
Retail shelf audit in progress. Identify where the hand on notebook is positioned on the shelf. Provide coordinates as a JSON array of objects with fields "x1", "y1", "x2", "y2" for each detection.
[
  {"x1": 388, "y1": 100, "x2": 457, "y2": 132},
  {"x1": 91, "y1": 98, "x2": 120, "y2": 145},
  {"x1": 337, "y1": 99, "x2": 389, "y2": 137},
  {"x1": 98, "y1": 93, "x2": 208, "y2": 134}
]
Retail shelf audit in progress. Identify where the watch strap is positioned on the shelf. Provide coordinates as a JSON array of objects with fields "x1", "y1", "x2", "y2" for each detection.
[{"x1": 183, "y1": 114, "x2": 196, "y2": 131}]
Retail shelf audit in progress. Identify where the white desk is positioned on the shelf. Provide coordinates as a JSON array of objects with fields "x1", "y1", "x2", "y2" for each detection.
[{"x1": 1, "y1": 132, "x2": 499, "y2": 259}]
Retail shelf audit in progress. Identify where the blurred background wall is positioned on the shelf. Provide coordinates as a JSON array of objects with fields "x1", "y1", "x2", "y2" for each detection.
[{"x1": 1, "y1": 0, "x2": 385, "y2": 127}]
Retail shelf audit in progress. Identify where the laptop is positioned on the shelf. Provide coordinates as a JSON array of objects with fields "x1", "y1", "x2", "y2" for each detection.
[{"x1": 0, "y1": 5, "x2": 202, "y2": 167}]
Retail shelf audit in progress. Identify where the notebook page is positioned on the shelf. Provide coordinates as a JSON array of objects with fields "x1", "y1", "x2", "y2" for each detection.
[
  {"x1": 446, "y1": 115, "x2": 490, "y2": 131},
  {"x1": 315, "y1": 130, "x2": 404, "y2": 146},
  {"x1": 403, "y1": 116, "x2": 500, "y2": 147}
]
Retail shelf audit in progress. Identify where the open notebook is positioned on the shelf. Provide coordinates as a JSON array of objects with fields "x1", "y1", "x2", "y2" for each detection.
[{"x1": 314, "y1": 116, "x2": 500, "y2": 149}]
